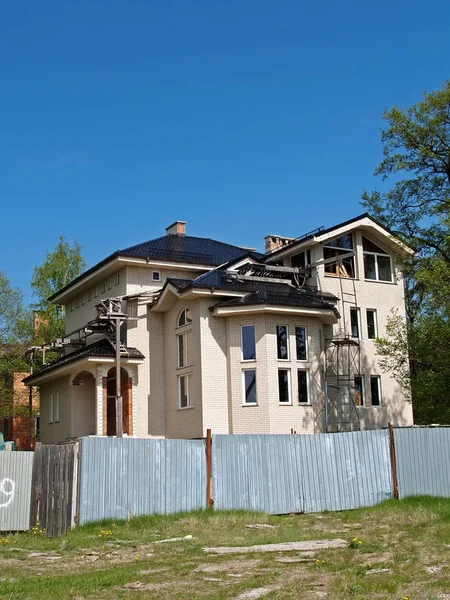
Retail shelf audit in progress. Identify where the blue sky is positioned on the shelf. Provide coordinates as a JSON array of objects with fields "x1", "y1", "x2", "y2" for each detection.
[{"x1": 1, "y1": 0, "x2": 449, "y2": 303}]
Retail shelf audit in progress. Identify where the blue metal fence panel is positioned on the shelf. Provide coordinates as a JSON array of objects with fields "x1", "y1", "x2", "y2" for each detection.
[
  {"x1": 213, "y1": 430, "x2": 392, "y2": 514},
  {"x1": 78, "y1": 437, "x2": 206, "y2": 525},
  {"x1": 0, "y1": 452, "x2": 34, "y2": 531},
  {"x1": 395, "y1": 428, "x2": 450, "y2": 499}
]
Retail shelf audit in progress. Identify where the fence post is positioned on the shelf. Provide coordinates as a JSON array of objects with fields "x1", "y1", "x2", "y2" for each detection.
[
  {"x1": 388, "y1": 423, "x2": 399, "y2": 500},
  {"x1": 206, "y1": 429, "x2": 213, "y2": 509}
]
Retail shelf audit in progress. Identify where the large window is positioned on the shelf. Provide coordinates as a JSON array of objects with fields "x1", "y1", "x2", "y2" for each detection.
[
  {"x1": 49, "y1": 390, "x2": 60, "y2": 424},
  {"x1": 276, "y1": 325, "x2": 289, "y2": 360},
  {"x1": 354, "y1": 376, "x2": 364, "y2": 407},
  {"x1": 241, "y1": 326, "x2": 256, "y2": 360},
  {"x1": 243, "y1": 369, "x2": 257, "y2": 404},
  {"x1": 370, "y1": 376, "x2": 381, "y2": 406},
  {"x1": 278, "y1": 369, "x2": 291, "y2": 404},
  {"x1": 295, "y1": 326, "x2": 307, "y2": 360},
  {"x1": 367, "y1": 309, "x2": 377, "y2": 339},
  {"x1": 323, "y1": 234, "x2": 355, "y2": 278},
  {"x1": 178, "y1": 374, "x2": 191, "y2": 409},
  {"x1": 350, "y1": 308, "x2": 360, "y2": 338},
  {"x1": 177, "y1": 330, "x2": 192, "y2": 368},
  {"x1": 363, "y1": 237, "x2": 393, "y2": 282},
  {"x1": 298, "y1": 370, "x2": 309, "y2": 404},
  {"x1": 291, "y1": 249, "x2": 311, "y2": 269}
]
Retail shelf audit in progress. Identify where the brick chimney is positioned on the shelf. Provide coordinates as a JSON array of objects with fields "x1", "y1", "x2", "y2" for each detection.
[
  {"x1": 166, "y1": 221, "x2": 186, "y2": 236},
  {"x1": 264, "y1": 234, "x2": 293, "y2": 254}
]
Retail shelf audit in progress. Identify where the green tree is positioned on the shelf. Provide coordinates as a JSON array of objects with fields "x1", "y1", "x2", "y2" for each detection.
[
  {"x1": 0, "y1": 272, "x2": 32, "y2": 422},
  {"x1": 31, "y1": 236, "x2": 86, "y2": 344},
  {"x1": 362, "y1": 80, "x2": 450, "y2": 423}
]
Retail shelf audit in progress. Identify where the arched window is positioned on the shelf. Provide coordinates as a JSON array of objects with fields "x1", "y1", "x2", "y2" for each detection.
[{"x1": 177, "y1": 308, "x2": 192, "y2": 328}]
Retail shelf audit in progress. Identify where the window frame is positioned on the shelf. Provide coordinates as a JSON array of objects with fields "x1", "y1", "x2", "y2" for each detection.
[
  {"x1": 323, "y1": 233, "x2": 355, "y2": 278},
  {"x1": 177, "y1": 308, "x2": 192, "y2": 329},
  {"x1": 366, "y1": 309, "x2": 377, "y2": 340},
  {"x1": 242, "y1": 369, "x2": 257, "y2": 405},
  {"x1": 152, "y1": 271, "x2": 161, "y2": 282},
  {"x1": 54, "y1": 390, "x2": 60, "y2": 423},
  {"x1": 278, "y1": 368, "x2": 292, "y2": 405},
  {"x1": 295, "y1": 326, "x2": 307, "y2": 361},
  {"x1": 370, "y1": 376, "x2": 381, "y2": 407},
  {"x1": 276, "y1": 325, "x2": 289, "y2": 360},
  {"x1": 177, "y1": 329, "x2": 192, "y2": 369},
  {"x1": 241, "y1": 325, "x2": 256, "y2": 361},
  {"x1": 49, "y1": 392, "x2": 54, "y2": 424},
  {"x1": 350, "y1": 308, "x2": 360, "y2": 339},
  {"x1": 297, "y1": 369, "x2": 309, "y2": 404},
  {"x1": 178, "y1": 373, "x2": 192, "y2": 409},
  {"x1": 354, "y1": 375, "x2": 365, "y2": 407},
  {"x1": 363, "y1": 236, "x2": 393, "y2": 282}
]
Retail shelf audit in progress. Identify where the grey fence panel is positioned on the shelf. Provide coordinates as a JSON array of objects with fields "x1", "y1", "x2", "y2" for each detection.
[
  {"x1": 212, "y1": 435, "x2": 303, "y2": 513},
  {"x1": 395, "y1": 428, "x2": 450, "y2": 499},
  {"x1": 78, "y1": 437, "x2": 206, "y2": 525},
  {"x1": 213, "y1": 430, "x2": 392, "y2": 514},
  {"x1": 297, "y1": 430, "x2": 392, "y2": 512},
  {"x1": 0, "y1": 452, "x2": 34, "y2": 531}
]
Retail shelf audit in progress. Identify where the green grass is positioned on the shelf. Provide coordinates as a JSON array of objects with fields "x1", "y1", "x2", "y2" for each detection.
[{"x1": 1, "y1": 497, "x2": 450, "y2": 599}]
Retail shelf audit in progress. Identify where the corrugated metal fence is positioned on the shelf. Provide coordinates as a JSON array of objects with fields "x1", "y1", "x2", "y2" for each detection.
[
  {"x1": 78, "y1": 437, "x2": 207, "y2": 525},
  {"x1": 212, "y1": 430, "x2": 393, "y2": 514},
  {"x1": 5, "y1": 428, "x2": 450, "y2": 532},
  {"x1": 394, "y1": 428, "x2": 450, "y2": 499},
  {"x1": 0, "y1": 452, "x2": 34, "y2": 531}
]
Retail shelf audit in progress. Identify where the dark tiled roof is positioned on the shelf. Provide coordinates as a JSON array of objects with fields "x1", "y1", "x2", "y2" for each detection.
[
  {"x1": 212, "y1": 286, "x2": 336, "y2": 310},
  {"x1": 23, "y1": 339, "x2": 145, "y2": 384},
  {"x1": 165, "y1": 268, "x2": 337, "y2": 311},
  {"x1": 166, "y1": 278, "x2": 194, "y2": 291},
  {"x1": 120, "y1": 235, "x2": 251, "y2": 266}
]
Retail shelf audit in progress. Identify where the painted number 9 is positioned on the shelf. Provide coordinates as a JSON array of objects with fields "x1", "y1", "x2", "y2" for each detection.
[{"x1": 0, "y1": 478, "x2": 15, "y2": 508}]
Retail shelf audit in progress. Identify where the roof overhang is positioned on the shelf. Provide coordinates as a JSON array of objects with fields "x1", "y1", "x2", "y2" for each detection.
[
  {"x1": 210, "y1": 304, "x2": 339, "y2": 324},
  {"x1": 265, "y1": 214, "x2": 415, "y2": 263},
  {"x1": 150, "y1": 281, "x2": 248, "y2": 312},
  {"x1": 24, "y1": 354, "x2": 144, "y2": 386},
  {"x1": 49, "y1": 255, "x2": 214, "y2": 305}
]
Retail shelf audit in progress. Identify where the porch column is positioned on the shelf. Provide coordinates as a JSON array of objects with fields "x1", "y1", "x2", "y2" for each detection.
[{"x1": 95, "y1": 365, "x2": 105, "y2": 436}]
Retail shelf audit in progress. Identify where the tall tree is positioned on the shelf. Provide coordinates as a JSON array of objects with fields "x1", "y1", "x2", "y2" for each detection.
[
  {"x1": 362, "y1": 80, "x2": 450, "y2": 423},
  {"x1": 0, "y1": 272, "x2": 32, "y2": 422},
  {"x1": 31, "y1": 236, "x2": 86, "y2": 344}
]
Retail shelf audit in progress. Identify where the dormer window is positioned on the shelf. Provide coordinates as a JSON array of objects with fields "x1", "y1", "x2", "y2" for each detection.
[
  {"x1": 323, "y1": 234, "x2": 354, "y2": 278},
  {"x1": 363, "y1": 237, "x2": 393, "y2": 282},
  {"x1": 177, "y1": 308, "x2": 192, "y2": 328}
]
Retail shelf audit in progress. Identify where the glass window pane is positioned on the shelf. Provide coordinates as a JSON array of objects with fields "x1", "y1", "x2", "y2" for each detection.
[
  {"x1": 278, "y1": 369, "x2": 290, "y2": 403},
  {"x1": 295, "y1": 327, "x2": 307, "y2": 360},
  {"x1": 364, "y1": 254, "x2": 376, "y2": 279},
  {"x1": 177, "y1": 334, "x2": 185, "y2": 367},
  {"x1": 367, "y1": 310, "x2": 376, "y2": 339},
  {"x1": 377, "y1": 255, "x2": 392, "y2": 281},
  {"x1": 354, "y1": 376, "x2": 364, "y2": 406},
  {"x1": 242, "y1": 326, "x2": 256, "y2": 360},
  {"x1": 362, "y1": 236, "x2": 388, "y2": 254},
  {"x1": 370, "y1": 377, "x2": 381, "y2": 406},
  {"x1": 325, "y1": 234, "x2": 353, "y2": 250},
  {"x1": 350, "y1": 309, "x2": 359, "y2": 338},
  {"x1": 298, "y1": 370, "x2": 308, "y2": 403},
  {"x1": 277, "y1": 326, "x2": 289, "y2": 359},
  {"x1": 244, "y1": 370, "x2": 257, "y2": 404},
  {"x1": 179, "y1": 375, "x2": 189, "y2": 408}
]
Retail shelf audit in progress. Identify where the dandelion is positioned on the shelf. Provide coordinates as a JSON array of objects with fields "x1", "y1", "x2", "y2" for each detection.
[{"x1": 135, "y1": 555, "x2": 140, "y2": 561}]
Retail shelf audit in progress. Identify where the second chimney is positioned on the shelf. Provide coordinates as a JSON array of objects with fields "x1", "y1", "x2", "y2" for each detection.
[{"x1": 166, "y1": 221, "x2": 186, "y2": 236}]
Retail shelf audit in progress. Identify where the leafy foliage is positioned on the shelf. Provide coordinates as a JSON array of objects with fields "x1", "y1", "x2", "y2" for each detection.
[
  {"x1": 31, "y1": 236, "x2": 86, "y2": 344},
  {"x1": 363, "y1": 81, "x2": 450, "y2": 423}
]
